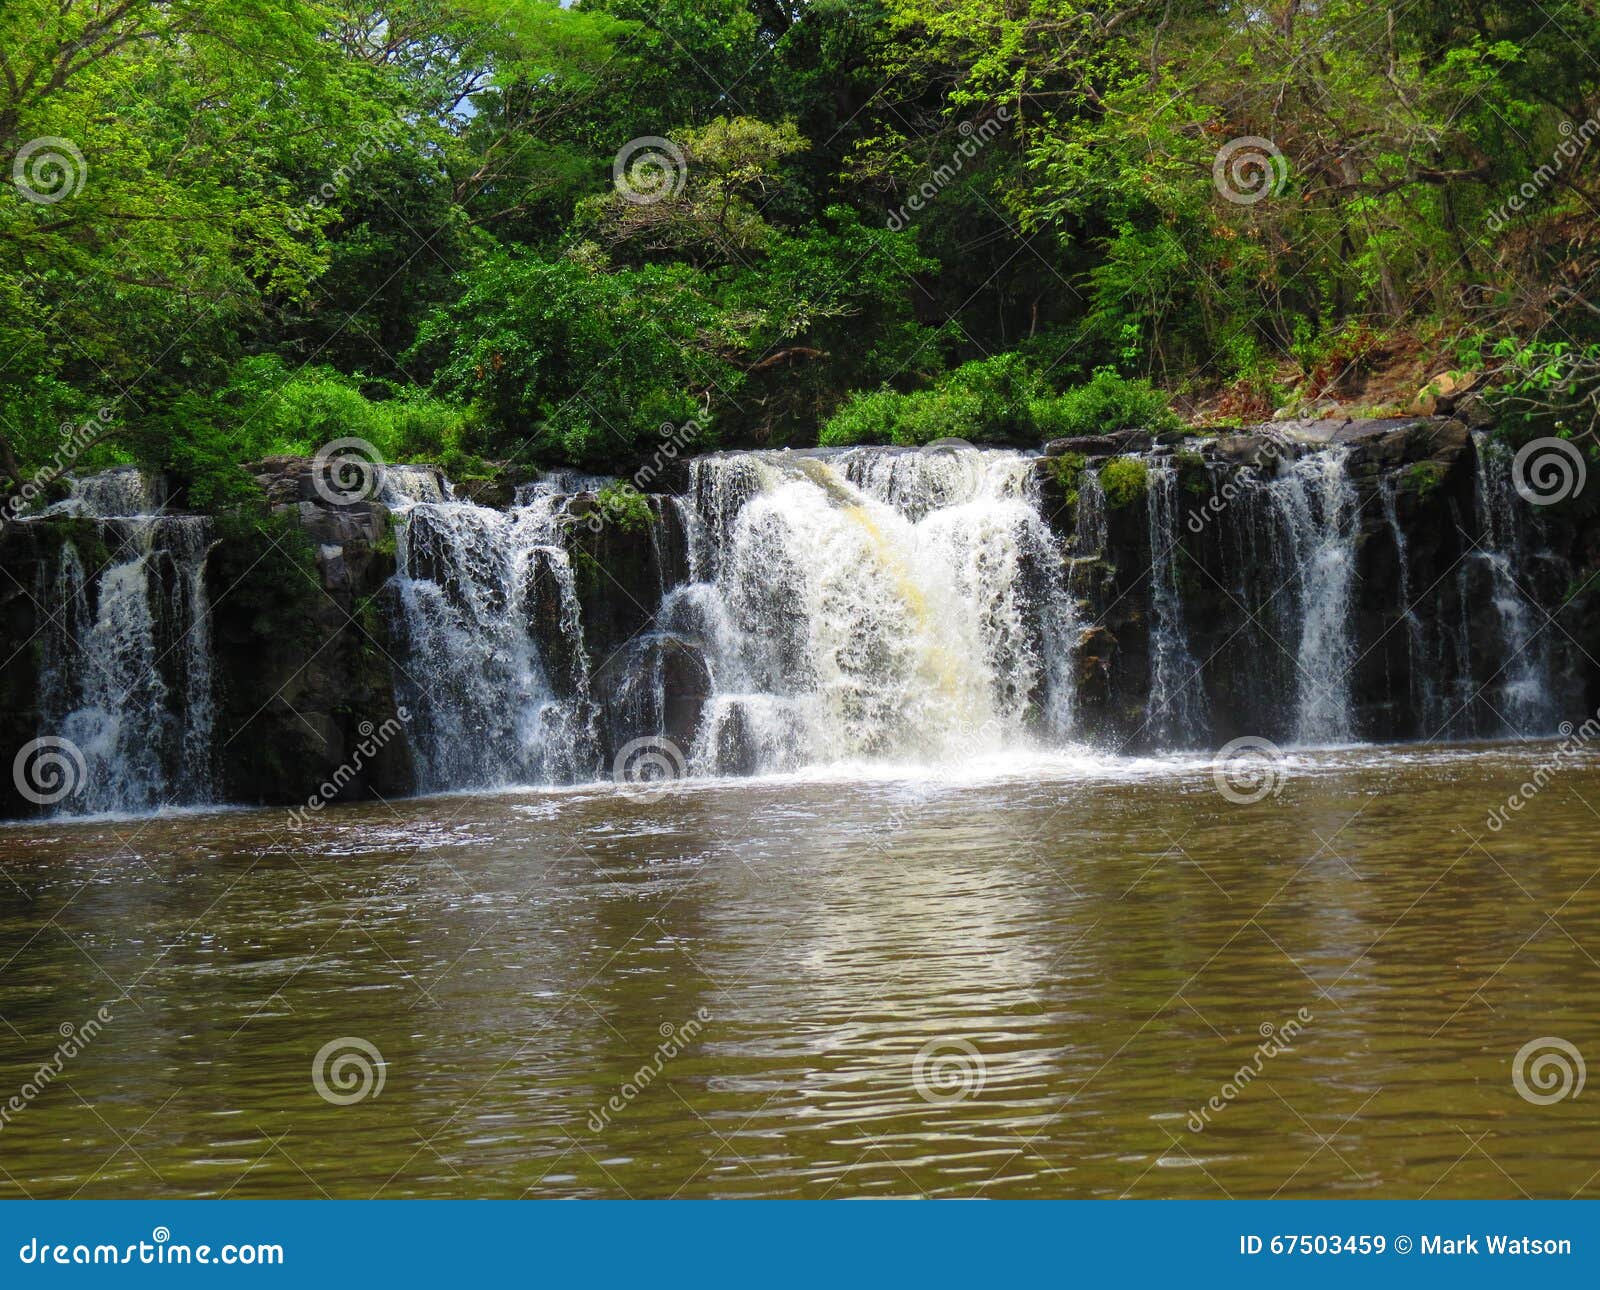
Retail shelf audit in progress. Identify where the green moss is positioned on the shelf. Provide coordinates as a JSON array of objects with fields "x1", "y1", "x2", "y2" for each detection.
[
  {"x1": 35, "y1": 517, "x2": 112, "y2": 571},
  {"x1": 1100, "y1": 457, "x2": 1149, "y2": 509},
  {"x1": 1404, "y1": 461, "x2": 1446, "y2": 498},
  {"x1": 1050, "y1": 451, "x2": 1087, "y2": 505},
  {"x1": 209, "y1": 509, "x2": 322, "y2": 648},
  {"x1": 370, "y1": 511, "x2": 398, "y2": 561},
  {"x1": 1174, "y1": 449, "x2": 1209, "y2": 496}
]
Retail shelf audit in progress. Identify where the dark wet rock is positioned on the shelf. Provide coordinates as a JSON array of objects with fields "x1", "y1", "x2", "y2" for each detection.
[{"x1": 1044, "y1": 428, "x2": 1154, "y2": 458}]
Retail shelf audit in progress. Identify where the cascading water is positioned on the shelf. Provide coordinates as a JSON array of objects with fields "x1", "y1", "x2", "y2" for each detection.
[
  {"x1": 1143, "y1": 463, "x2": 1210, "y2": 745},
  {"x1": 34, "y1": 468, "x2": 216, "y2": 813},
  {"x1": 1470, "y1": 433, "x2": 1556, "y2": 734},
  {"x1": 1270, "y1": 449, "x2": 1360, "y2": 745},
  {"x1": 383, "y1": 470, "x2": 600, "y2": 791},
  {"x1": 660, "y1": 447, "x2": 1080, "y2": 774}
]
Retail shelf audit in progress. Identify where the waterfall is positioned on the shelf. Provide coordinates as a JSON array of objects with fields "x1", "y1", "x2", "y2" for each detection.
[
  {"x1": 384, "y1": 473, "x2": 600, "y2": 791},
  {"x1": 1271, "y1": 449, "x2": 1359, "y2": 744},
  {"x1": 1470, "y1": 433, "x2": 1556, "y2": 734},
  {"x1": 662, "y1": 447, "x2": 1079, "y2": 774},
  {"x1": 34, "y1": 468, "x2": 216, "y2": 814},
  {"x1": 1143, "y1": 463, "x2": 1209, "y2": 746}
]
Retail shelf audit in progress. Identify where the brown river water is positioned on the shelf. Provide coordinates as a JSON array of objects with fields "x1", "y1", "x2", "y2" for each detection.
[{"x1": 0, "y1": 742, "x2": 1596, "y2": 1199}]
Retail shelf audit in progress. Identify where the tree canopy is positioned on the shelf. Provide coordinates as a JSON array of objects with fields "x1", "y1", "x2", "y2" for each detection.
[{"x1": 3, "y1": 0, "x2": 1598, "y2": 504}]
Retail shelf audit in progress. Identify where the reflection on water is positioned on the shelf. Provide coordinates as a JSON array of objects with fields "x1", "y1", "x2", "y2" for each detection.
[{"x1": 1, "y1": 743, "x2": 1598, "y2": 1198}]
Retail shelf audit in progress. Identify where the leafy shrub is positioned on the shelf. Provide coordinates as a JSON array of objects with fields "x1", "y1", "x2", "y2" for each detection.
[
  {"x1": 820, "y1": 353, "x2": 1046, "y2": 446},
  {"x1": 413, "y1": 249, "x2": 728, "y2": 470},
  {"x1": 1050, "y1": 451, "x2": 1087, "y2": 504},
  {"x1": 595, "y1": 481, "x2": 654, "y2": 533},
  {"x1": 136, "y1": 357, "x2": 473, "y2": 510},
  {"x1": 1031, "y1": 369, "x2": 1179, "y2": 438}
]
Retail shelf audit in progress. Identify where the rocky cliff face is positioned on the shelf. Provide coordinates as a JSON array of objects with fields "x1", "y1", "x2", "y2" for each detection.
[{"x1": 0, "y1": 418, "x2": 1594, "y2": 818}]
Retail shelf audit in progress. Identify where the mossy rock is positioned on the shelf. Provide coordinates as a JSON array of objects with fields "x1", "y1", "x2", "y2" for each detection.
[
  {"x1": 1050, "y1": 451, "x2": 1087, "y2": 505},
  {"x1": 1403, "y1": 461, "x2": 1446, "y2": 498},
  {"x1": 1173, "y1": 449, "x2": 1210, "y2": 497},
  {"x1": 1100, "y1": 457, "x2": 1149, "y2": 509}
]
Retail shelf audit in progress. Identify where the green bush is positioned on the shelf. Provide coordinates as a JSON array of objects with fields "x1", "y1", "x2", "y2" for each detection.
[
  {"x1": 1031, "y1": 369, "x2": 1179, "y2": 438},
  {"x1": 1050, "y1": 451, "x2": 1087, "y2": 504},
  {"x1": 595, "y1": 481, "x2": 654, "y2": 533},
  {"x1": 819, "y1": 353, "x2": 1046, "y2": 447},
  {"x1": 135, "y1": 357, "x2": 474, "y2": 510}
]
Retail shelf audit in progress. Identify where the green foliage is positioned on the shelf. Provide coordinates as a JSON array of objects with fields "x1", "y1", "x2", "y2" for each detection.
[
  {"x1": 595, "y1": 482, "x2": 654, "y2": 533},
  {"x1": 137, "y1": 358, "x2": 471, "y2": 509},
  {"x1": 3, "y1": 0, "x2": 1598, "y2": 508},
  {"x1": 820, "y1": 353, "x2": 1043, "y2": 446},
  {"x1": 1174, "y1": 449, "x2": 1210, "y2": 497},
  {"x1": 415, "y1": 250, "x2": 725, "y2": 469},
  {"x1": 1486, "y1": 338, "x2": 1600, "y2": 446},
  {"x1": 1099, "y1": 457, "x2": 1149, "y2": 510},
  {"x1": 1032, "y1": 371, "x2": 1180, "y2": 439}
]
